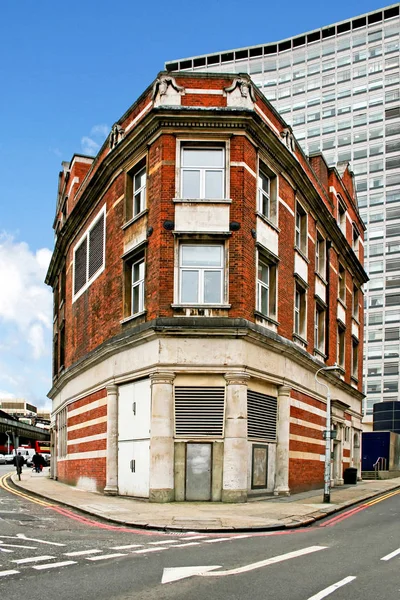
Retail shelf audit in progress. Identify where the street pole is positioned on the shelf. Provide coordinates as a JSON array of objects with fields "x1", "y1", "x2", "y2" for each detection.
[{"x1": 315, "y1": 365, "x2": 339, "y2": 504}]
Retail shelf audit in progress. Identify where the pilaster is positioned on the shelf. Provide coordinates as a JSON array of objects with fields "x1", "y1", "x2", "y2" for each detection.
[
  {"x1": 274, "y1": 385, "x2": 291, "y2": 496},
  {"x1": 104, "y1": 384, "x2": 119, "y2": 495}
]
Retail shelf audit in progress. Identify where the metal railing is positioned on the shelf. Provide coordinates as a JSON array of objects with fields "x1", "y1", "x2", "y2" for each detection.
[{"x1": 373, "y1": 457, "x2": 387, "y2": 473}]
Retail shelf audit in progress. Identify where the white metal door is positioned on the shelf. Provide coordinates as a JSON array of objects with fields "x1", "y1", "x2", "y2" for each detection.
[{"x1": 118, "y1": 380, "x2": 151, "y2": 497}]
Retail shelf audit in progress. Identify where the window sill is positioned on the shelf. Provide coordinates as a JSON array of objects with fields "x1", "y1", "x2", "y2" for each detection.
[
  {"x1": 120, "y1": 310, "x2": 147, "y2": 324},
  {"x1": 122, "y1": 209, "x2": 148, "y2": 230},
  {"x1": 293, "y1": 332, "x2": 308, "y2": 347},
  {"x1": 351, "y1": 375, "x2": 359, "y2": 384},
  {"x1": 352, "y1": 315, "x2": 360, "y2": 325},
  {"x1": 294, "y1": 246, "x2": 310, "y2": 263},
  {"x1": 314, "y1": 348, "x2": 327, "y2": 360},
  {"x1": 338, "y1": 298, "x2": 347, "y2": 310},
  {"x1": 254, "y1": 310, "x2": 279, "y2": 327},
  {"x1": 255, "y1": 212, "x2": 280, "y2": 232},
  {"x1": 173, "y1": 197, "x2": 232, "y2": 204},
  {"x1": 315, "y1": 271, "x2": 327, "y2": 285},
  {"x1": 171, "y1": 303, "x2": 231, "y2": 309}
]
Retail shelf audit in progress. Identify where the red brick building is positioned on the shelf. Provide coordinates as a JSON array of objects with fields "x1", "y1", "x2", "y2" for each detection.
[{"x1": 46, "y1": 72, "x2": 367, "y2": 502}]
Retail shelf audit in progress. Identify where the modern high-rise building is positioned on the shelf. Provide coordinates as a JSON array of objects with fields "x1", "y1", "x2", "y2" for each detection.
[{"x1": 166, "y1": 4, "x2": 400, "y2": 423}]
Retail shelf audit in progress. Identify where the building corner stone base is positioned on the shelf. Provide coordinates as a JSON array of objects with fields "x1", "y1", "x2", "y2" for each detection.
[
  {"x1": 221, "y1": 489, "x2": 247, "y2": 503},
  {"x1": 149, "y1": 488, "x2": 175, "y2": 503}
]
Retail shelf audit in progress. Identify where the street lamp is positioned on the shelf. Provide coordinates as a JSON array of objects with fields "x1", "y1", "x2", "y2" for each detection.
[{"x1": 315, "y1": 364, "x2": 340, "y2": 503}]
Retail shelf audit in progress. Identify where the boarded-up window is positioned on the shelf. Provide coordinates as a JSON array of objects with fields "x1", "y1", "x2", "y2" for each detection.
[
  {"x1": 88, "y1": 213, "x2": 105, "y2": 279},
  {"x1": 73, "y1": 209, "x2": 105, "y2": 299},
  {"x1": 247, "y1": 390, "x2": 277, "y2": 441},
  {"x1": 174, "y1": 387, "x2": 225, "y2": 437}
]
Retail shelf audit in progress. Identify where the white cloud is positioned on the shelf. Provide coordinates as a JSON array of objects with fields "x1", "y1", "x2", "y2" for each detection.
[
  {"x1": 81, "y1": 123, "x2": 110, "y2": 156},
  {"x1": 0, "y1": 233, "x2": 52, "y2": 358},
  {"x1": 0, "y1": 390, "x2": 16, "y2": 400}
]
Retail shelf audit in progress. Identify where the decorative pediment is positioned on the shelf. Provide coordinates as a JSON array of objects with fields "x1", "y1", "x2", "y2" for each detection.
[
  {"x1": 152, "y1": 75, "x2": 185, "y2": 107},
  {"x1": 281, "y1": 127, "x2": 296, "y2": 154},
  {"x1": 223, "y1": 77, "x2": 256, "y2": 109},
  {"x1": 109, "y1": 123, "x2": 125, "y2": 149}
]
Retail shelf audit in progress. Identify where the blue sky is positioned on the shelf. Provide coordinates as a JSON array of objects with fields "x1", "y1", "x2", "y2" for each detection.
[{"x1": 0, "y1": 0, "x2": 389, "y2": 407}]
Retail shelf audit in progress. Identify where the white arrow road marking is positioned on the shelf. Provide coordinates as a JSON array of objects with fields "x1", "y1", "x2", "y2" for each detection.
[
  {"x1": 0, "y1": 548, "x2": 13, "y2": 553},
  {"x1": 16, "y1": 534, "x2": 65, "y2": 546},
  {"x1": 162, "y1": 566, "x2": 221, "y2": 584},
  {"x1": 0, "y1": 543, "x2": 37, "y2": 549},
  {"x1": 381, "y1": 547, "x2": 400, "y2": 561},
  {"x1": 162, "y1": 545, "x2": 327, "y2": 584},
  {"x1": 306, "y1": 576, "x2": 356, "y2": 600},
  {"x1": 203, "y1": 537, "x2": 233, "y2": 544},
  {"x1": 13, "y1": 555, "x2": 55, "y2": 564},
  {"x1": 172, "y1": 542, "x2": 201, "y2": 548},
  {"x1": 33, "y1": 561, "x2": 77, "y2": 570},
  {"x1": 0, "y1": 570, "x2": 20, "y2": 577}
]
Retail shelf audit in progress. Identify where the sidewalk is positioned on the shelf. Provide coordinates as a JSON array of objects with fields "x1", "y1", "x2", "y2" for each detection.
[{"x1": 11, "y1": 470, "x2": 400, "y2": 532}]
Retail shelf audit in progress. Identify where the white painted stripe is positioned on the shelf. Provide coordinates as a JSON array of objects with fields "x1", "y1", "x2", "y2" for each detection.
[
  {"x1": 68, "y1": 397, "x2": 107, "y2": 418},
  {"x1": 186, "y1": 88, "x2": 223, "y2": 95},
  {"x1": 204, "y1": 538, "x2": 232, "y2": 544},
  {"x1": 290, "y1": 451, "x2": 325, "y2": 462},
  {"x1": 134, "y1": 547, "x2": 168, "y2": 554},
  {"x1": 13, "y1": 555, "x2": 55, "y2": 564},
  {"x1": 306, "y1": 576, "x2": 356, "y2": 600},
  {"x1": 67, "y1": 432, "x2": 107, "y2": 445},
  {"x1": 125, "y1": 102, "x2": 152, "y2": 133},
  {"x1": 230, "y1": 162, "x2": 257, "y2": 179},
  {"x1": 172, "y1": 542, "x2": 201, "y2": 548},
  {"x1": 111, "y1": 544, "x2": 143, "y2": 550},
  {"x1": 381, "y1": 547, "x2": 400, "y2": 561},
  {"x1": 278, "y1": 197, "x2": 295, "y2": 217},
  {"x1": 33, "y1": 561, "x2": 77, "y2": 570},
  {"x1": 181, "y1": 535, "x2": 206, "y2": 541},
  {"x1": 232, "y1": 535, "x2": 251, "y2": 539},
  {"x1": 0, "y1": 570, "x2": 20, "y2": 577},
  {"x1": 87, "y1": 553, "x2": 127, "y2": 561},
  {"x1": 291, "y1": 434, "x2": 325, "y2": 446},
  {"x1": 149, "y1": 540, "x2": 179, "y2": 546},
  {"x1": 290, "y1": 417, "x2": 324, "y2": 432},
  {"x1": 60, "y1": 450, "x2": 107, "y2": 461},
  {"x1": 64, "y1": 549, "x2": 102, "y2": 556},
  {"x1": 68, "y1": 416, "x2": 107, "y2": 432},
  {"x1": 204, "y1": 546, "x2": 327, "y2": 577}
]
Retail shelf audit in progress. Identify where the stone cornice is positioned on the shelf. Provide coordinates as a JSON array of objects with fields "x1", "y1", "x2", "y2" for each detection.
[
  {"x1": 150, "y1": 371, "x2": 175, "y2": 385},
  {"x1": 224, "y1": 372, "x2": 251, "y2": 386}
]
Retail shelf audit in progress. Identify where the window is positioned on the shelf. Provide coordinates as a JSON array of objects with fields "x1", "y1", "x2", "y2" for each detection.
[
  {"x1": 181, "y1": 147, "x2": 224, "y2": 199},
  {"x1": 133, "y1": 165, "x2": 146, "y2": 216},
  {"x1": 338, "y1": 263, "x2": 346, "y2": 303},
  {"x1": 258, "y1": 163, "x2": 277, "y2": 222},
  {"x1": 352, "y1": 225, "x2": 360, "y2": 259},
  {"x1": 257, "y1": 255, "x2": 277, "y2": 319},
  {"x1": 315, "y1": 303, "x2": 325, "y2": 355},
  {"x1": 295, "y1": 202, "x2": 307, "y2": 254},
  {"x1": 179, "y1": 244, "x2": 224, "y2": 304},
  {"x1": 294, "y1": 283, "x2": 307, "y2": 340},
  {"x1": 338, "y1": 197, "x2": 346, "y2": 234},
  {"x1": 352, "y1": 284, "x2": 359, "y2": 320},
  {"x1": 57, "y1": 408, "x2": 67, "y2": 458},
  {"x1": 315, "y1": 231, "x2": 326, "y2": 277},
  {"x1": 337, "y1": 325, "x2": 345, "y2": 369},
  {"x1": 73, "y1": 208, "x2": 105, "y2": 300},
  {"x1": 352, "y1": 340, "x2": 359, "y2": 379}
]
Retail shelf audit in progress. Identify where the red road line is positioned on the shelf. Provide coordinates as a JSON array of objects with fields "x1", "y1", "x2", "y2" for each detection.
[{"x1": 319, "y1": 504, "x2": 367, "y2": 527}]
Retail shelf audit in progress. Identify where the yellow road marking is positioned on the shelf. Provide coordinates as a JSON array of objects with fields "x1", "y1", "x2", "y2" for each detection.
[
  {"x1": 365, "y1": 489, "x2": 400, "y2": 507},
  {"x1": 0, "y1": 473, "x2": 54, "y2": 507}
]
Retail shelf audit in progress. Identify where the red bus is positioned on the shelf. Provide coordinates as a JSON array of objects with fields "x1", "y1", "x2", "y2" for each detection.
[{"x1": 35, "y1": 440, "x2": 50, "y2": 454}]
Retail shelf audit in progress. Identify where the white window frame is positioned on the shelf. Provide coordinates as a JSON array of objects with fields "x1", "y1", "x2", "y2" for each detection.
[
  {"x1": 315, "y1": 230, "x2": 326, "y2": 277},
  {"x1": 338, "y1": 196, "x2": 347, "y2": 234},
  {"x1": 295, "y1": 202, "x2": 308, "y2": 255},
  {"x1": 352, "y1": 283, "x2": 359, "y2": 320},
  {"x1": 294, "y1": 283, "x2": 307, "y2": 339},
  {"x1": 257, "y1": 254, "x2": 277, "y2": 319},
  {"x1": 133, "y1": 165, "x2": 146, "y2": 217},
  {"x1": 180, "y1": 146, "x2": 225, "y2": 200},
  {"x1": 352, "y1": 225, "x2": 360, "y2": 259},
  {"x1": 131, "y1": 258, "x2": 145, "y2": 316},
  {"x1": 338, "y1": 263, "x2": 346, "y2": 304},
  {"x1": 352, "y1": 339, "x2": 359, "y2": 380},
  {"x1": 179, "y1": 243, "x2": 224, "y2": 305},
  {"x1": 337, "y1": 325, "x2": 346, "y2": 369},
  {"x1": 315, "y1": 303, "x2": 326, "y2": 354},
  {"x1": 258, "y1": 168, "x2": 271, "y2": 219},
  {"x1": 72, "y1": 206, "x2": 106, "y2": 302}
]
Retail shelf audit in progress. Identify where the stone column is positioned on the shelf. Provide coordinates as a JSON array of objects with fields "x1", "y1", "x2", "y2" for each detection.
[
  {"x1": 50, "y1": 427, "x2": 57, "y2": 480},
  {"x1": 274, "y1": 385, "x2": 291, "y2": 496},
  {"x1": 104, "y1": 384, "x2": 119, "y2": 495},
  {"x1": 222, "y1": 372, "x2": 250, "y2": 503},
  {"x1": 149, "y1": 372, "x2": 175, "y2": 503}
]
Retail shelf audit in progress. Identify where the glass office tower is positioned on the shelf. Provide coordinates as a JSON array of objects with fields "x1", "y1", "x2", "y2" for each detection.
[{"x1": 166, "y1": 4, "x2": 400, "y2": 421}]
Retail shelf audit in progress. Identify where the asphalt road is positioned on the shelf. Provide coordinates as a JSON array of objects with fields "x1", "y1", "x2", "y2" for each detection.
[{"x1": 1, "y1": 464, "x2": 399, "y2": 600}]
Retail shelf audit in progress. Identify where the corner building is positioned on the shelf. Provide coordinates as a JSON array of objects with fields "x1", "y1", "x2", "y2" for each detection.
[{"x1": 46, "y1": 72, "x2": 367, "y2": 502}]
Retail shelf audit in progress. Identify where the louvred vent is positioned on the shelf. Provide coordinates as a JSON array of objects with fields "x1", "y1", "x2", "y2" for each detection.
[
  {"x1": 174, "y1": 387, "x2": 225, "y2": 437},
  {"x1": 74, "y1": 240, "x2": 87, "y2": 295},
  {"x1": 247, "y1": 390, "x2": 277, "y2": 441},
  {"x1": 88, "y1": 213, "x2": 104, "y2": 279}
]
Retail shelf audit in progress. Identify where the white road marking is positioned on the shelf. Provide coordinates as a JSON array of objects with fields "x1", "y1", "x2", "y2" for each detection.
[
  {"x1": 163, "y1": 566, "x2": 221, "y2": 584},
  {"x1": 203, "y1": 538, "x2": 232, "y2": 544},
  {"x1": 16, "y1": 534, "x2": 65, "y2": 546},
  {"x1": 149, "y1": 540, "x2": 180, "y2": 545},
  {"x1": 162, "y1": 546, "x2": 328, "y2": 584},
  {"x1": 134, "y1": 547, "x2": 168, "y2": 554},
  {"x1": 306, "y1": 576, "x2": 357, "y2": 600},
  {"x1": 232, "y1": 535, "x2": 250, "y2": 539},
  {"x1": 86, "y1": 553, "x2": 127, "y2": 561},
  {"x1": 64, "y1": 549, "x2": 102, "y2": 557},
  {"x1": 0, "y1": 570, "x2": 20, "y2": 577},
  {"x1": 13, "y1": 555, "x2": 55, "y2": 564},
  {"x1": 182, "y1": 536, "x2": 206, "y2": 541},
  {"x1": 0, "y1": 543, "x2": 37, "y2": 549},
  {"x1": 0, "y1": 548, "x2": 13, "y2": 553},
  {"x1": 381, "y1": 547, "x2": 400, "y2": 561},
  {"x1": 110, "y1": 544, "x2": 143, "y2": 550},
  {"x1": 33, "y1": 561, "x2": 77, "y2": 570},
  {"x1": 172, "y1": 542, "x2": 201, "y2": 548}
]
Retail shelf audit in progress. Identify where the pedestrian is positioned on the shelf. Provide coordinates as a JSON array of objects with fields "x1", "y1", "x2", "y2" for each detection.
[
  {"x1": 32, "y1": 452, "x2": 42, "y2": 473},
  {"x1": 13, "y1": 452, "x2": 24, "y2": 481}
]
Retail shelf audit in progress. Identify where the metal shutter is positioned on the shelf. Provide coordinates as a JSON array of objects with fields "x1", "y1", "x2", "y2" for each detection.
[
  {"x1": 74, "y1": 240, "x2": 87, "y2": 295},
  {"x1": 247, "y1": 390, "x2": 277, "y2": 441},
  {"x1": 88, "y1": 213, "x2": 105, "y2": 279},
  {"x1": 174, "y1": 387, "x2": 225, "y2": 437}
]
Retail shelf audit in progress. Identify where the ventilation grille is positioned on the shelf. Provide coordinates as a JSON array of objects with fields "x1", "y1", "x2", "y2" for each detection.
[
  {"x1": 247, "y1": 390, "x2": 277, "y2": 441},
  {"x1": 88, "y1": 213, "x2": 105, "y2": 278},
  {"x1": 175, "y1": 387, "x2": 225, "y2": 437},
  {"x1": 74, "y1": 240, "x2": 87, "y2": 295}
]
